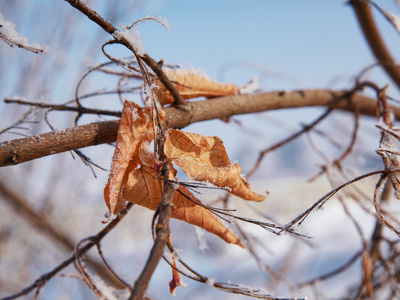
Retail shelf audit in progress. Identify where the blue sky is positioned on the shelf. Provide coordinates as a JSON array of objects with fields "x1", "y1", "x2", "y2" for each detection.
[{"x1": 133, "y1": 0, "x2": 400, "y2": 90}]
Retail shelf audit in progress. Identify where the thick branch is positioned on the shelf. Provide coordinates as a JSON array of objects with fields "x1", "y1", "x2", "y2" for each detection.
[
  {"x1": 0, "y1": 120, "x2": 120, "y2": 166},
  {"x1": 1, "y1": 89, "x2": 397, "y2": 167},
  {"x1": 351, "y1": 0, "x2": 400, "y2": 89}
]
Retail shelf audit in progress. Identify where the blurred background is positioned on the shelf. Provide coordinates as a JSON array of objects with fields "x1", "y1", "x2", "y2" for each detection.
[{"x1": 1, "y1": 1, "x2": 400, "y2": 299}]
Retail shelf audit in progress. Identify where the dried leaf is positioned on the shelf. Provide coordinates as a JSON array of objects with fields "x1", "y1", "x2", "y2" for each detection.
[
  {"x1": 104, "y1": 101, "x2": 156, "y2": 215},
  {"x1": 122, "y1": 164, "x2": 244, "y2": 247},
  {"x1": 169, "y1": 263, "x2": 186, "y2": 295},
  {"x1": 164, "y1": 129, "x2": 265, "y2": 201},
  {"x1": 154, "y1": 68, "x2": 240, "y2": 105},
  {"x1": 168, "y1": 236, "x2": 187, "y2": 295},
  {"x1": 104, "y1": 101, "x2": 245, "y2": 247}
]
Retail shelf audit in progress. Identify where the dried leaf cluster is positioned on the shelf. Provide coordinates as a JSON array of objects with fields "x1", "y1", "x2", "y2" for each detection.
[{"x1": 104, "y1": 73, "x2": 265, "y2": 249}]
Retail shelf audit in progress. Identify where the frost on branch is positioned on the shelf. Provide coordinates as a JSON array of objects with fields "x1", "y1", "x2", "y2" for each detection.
[
  {"x1": 113, "y1": 16, "x2": 170, "y2": 56},
  {"x1": 370, "y1": 1, "x2": 400, "y2": 35},
  {"x1": 0, "y1": 13, "x2": 50, "y2": 53},
  {"x1": 113, "y1": 24, "x2": 145, "y2": 56}
]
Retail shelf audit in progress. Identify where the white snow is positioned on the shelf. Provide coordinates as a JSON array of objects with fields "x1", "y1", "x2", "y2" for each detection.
[
  {"x1": 371, "y1": 1, "x2": 400, "y2": 35},
  {"x1": 0, "y1": 13, "x2": 50, "y2": 53},
  {"x1": 130, "y1": 105, "x2": 140, "y2": 121},
  {"x1": 384, "y1": 11, "x2": 400, "y2": 34},
  {"x1": 205, "y1": 277, "x2": 215, "y2": 286},
  {"x1": 151, "y1": 15, "x2": 171, "y2": 31},
  {"x1": 113, "y1": 25, "x2": 145, "y2": 56},
  {"x1": 239, "y1": 77, "x2": 260, "y2": 94},
  {"x1": 113, "y1": 16, "x2": 170, "y2": 56}
]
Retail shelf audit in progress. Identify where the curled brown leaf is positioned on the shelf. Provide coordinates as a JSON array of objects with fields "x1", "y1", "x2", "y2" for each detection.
[
  {"x1": 154, "y1": 68, "x2": 240, "y2": 106},
  {"x1": 164, "y1": 129, "x2": 265, "y2": 201},
  {"x1": 104, "y1": 100, "x2": 156, "y2": 215},
  {"x1": 122, "y1": 164, "x2": 244, "y2": 247}
]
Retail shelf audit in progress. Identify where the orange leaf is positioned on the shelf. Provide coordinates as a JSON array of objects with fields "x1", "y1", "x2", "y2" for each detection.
[
  {"x1": 164, "y1": 129, "x2": 265, "y2": 201},
  {"x1": 104, "y1": 101, "x2": 243, "y2": 247},
  {"x1": 169, "y1": 261, "x2": 186, "y2": 295},
  {"x1": 104, "y1": 100, "x2": 156, "y2": 215},
  {"x1": 168, "y1": 236, "x2": 187, "y2": 295},
  {"x1": 121, "y1": 164, "x2": 244, "y2": 248},
  {"x1": 154, "y1": 68, "x2": 240, "y2": 106}
]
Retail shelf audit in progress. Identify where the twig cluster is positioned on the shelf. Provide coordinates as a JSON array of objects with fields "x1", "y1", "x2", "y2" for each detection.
[{"x1": 2, "y1": 0, "x2": 400, "y2": 300}]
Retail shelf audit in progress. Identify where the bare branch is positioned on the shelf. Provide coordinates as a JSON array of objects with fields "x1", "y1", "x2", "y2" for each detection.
[
  {"x1": 283, "y1": 169, "x2": 392, "y2": 232},
  {"x1": 64, "y1": 0, "x2": 185, "y2": 105},
  {"x1": 247, "y1": 108, "x2": 333, "y2": 178},
  {"x1": 0, "y1": 120, "x2": 120, "y2": 166},
  {"x1": 350, "y1": 0, "x2": 400, "y2": 89},
  {"x1": 4, "y1": 98, "x2": 122, "y2": 117},
  {"x1": 0, "y1": 89, "x2": 393, "y2": 167},
  {"x1": 0, "y1": 202, "x2": 133, "y2": 300}
]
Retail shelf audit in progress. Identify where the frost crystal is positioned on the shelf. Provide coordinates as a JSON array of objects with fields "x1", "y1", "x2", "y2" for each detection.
[
  {"x1": 143, "y1": 15, "x2": 171, "y2": 31},
  {"x1": 205, "y1": 278, "x2": 215, "y2": 286},
  {"x1": 372, "y1": 2, "x2": 400, "y2": 35},
  {"x1": 91, "y1": 275, "x2": 120, "y2": 300},
  {"x1": 131, "y1": 106, "x2": 139, "y2": 121},
  {"x1": 239, "y1": 77, "x2": 260, "y2": 94},
  {"x1": 171, "y1": 182, "x2": 180, "y2": 190},
  {"x1": 156, "y1": 16, "x2": 171, "y2": 31},
  {"x1": 384, "y1": 11, "x2": 400, "y2": 34},
  {"x1": 0, "y1": 13, "x2": 50, "y2": 53},
  {"x1": 113, "y1": 25, "x2": 145, "y2": 56}
]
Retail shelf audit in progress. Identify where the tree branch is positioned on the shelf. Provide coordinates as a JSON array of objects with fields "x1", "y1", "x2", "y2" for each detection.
[
  {"x1": 129, "y1": 165, "x2": 174, "y2": 300},
  {"x1": 0, "y1": 89, "x2": 396, "y2": 167},
  {"x1": 0, "y1": 119, "x2": 120, "y2": 166},
  {"x1": 350, "y1": 0, "x2": 400, "y2": 89},
  {"x1": 64, "y1": 0, "x2": 185, "y2": 105},
  {"x1": 0, "y1": 181, "x2": 126, "y2": 289},
  {"x1": 3, "y1": 98, "x2": 122, "y2": 117},
  {"x1": 0, "y1": 202, "x2": 133, "y2": 300}
]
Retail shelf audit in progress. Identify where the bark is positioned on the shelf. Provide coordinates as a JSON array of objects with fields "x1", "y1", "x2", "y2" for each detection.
[{"x1": 0, "y1": 89, "x2": 395, "y2": 167}]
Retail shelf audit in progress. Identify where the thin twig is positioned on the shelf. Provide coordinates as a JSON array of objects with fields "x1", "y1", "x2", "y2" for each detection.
[
  {"x1": 0, "y1": 32, "x2": 46, "y2": 54},
  {"x1": 247, "y1": 108, "x2": 332, "y2": 178},
  {"x1": 283, "y1": 169, "x2": 392, "y2": 232},
  {"x1": 162, "y1": 242, "x2": 303, "y2": 300},
  {"x1": 0, "y1": 202, "x2": 133, "y2": 300},
  {"x1": 4, "y1": 98, "x2": 122, "y2": 117},
  {"x1": 74, "y1": 237, "x2": 107, "y2": 299},
  {"x1": 64, "y1": 0, "x2": 184, "y2": 106}
]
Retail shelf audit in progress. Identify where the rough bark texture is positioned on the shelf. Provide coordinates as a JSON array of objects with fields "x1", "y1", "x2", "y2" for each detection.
[{"x1": 0, "y1": 90, "x2": 396, "y2": 167}]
